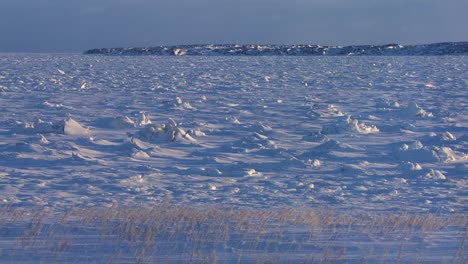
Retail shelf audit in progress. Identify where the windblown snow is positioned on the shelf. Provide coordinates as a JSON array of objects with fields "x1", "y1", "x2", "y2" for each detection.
[{"x1": 0, "y1": 54, "x2": 466, "y2": 214}]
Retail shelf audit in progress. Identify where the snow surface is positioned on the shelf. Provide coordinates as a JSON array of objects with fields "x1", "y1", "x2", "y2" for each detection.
[
  {"x1": 0, "y1": 54, "x2": 466, "y2": 212},
  {"x1": 0, "y1": 54, "x2": 466, "y2": 262}
]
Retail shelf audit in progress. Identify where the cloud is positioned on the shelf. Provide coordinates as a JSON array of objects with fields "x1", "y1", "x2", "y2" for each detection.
[{"x1": 0, "y1": 0, "x2": 466, "y2": 51}]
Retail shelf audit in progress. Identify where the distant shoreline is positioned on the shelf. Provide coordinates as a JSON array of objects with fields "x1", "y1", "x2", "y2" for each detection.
[{"x1": 84, "y1": 41, "x2": 468, "y2": 56}]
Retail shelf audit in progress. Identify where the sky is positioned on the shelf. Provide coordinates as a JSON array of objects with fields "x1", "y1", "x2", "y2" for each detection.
[{"x1": 0, "y1": 0, "x2": 466, "y2": 52}]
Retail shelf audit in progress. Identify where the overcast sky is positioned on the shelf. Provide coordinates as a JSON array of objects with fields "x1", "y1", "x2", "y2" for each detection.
[{"x1": 0, "y1": 0, "x2": 466, "y2": 52}]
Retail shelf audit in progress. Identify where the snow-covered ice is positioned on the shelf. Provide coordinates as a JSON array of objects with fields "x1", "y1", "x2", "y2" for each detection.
[
  {"x1": 0, "y1": 53, "x2": 466, "y2": 262},
  {"x1": 0, "y1": 54, "x2": 466, "y2": 211}
]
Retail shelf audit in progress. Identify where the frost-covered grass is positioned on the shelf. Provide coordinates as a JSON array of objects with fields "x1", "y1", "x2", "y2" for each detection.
[{"x1": 0, "y1": 204, "x2": 466, "y2": 263}]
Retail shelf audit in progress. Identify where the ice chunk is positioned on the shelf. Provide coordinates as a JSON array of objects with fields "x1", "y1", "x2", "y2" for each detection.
[
  {"x1": 435, "y1": 147, "x2": 467, "y2": 163},
  {"x1": 424, "y1": 169, "x2": 446, "y2": 180},
  {"x1": 132, "y1": 119, "x2": 197, "y2": 143},
  {"x1": 375, "y1": 98, "x2": 400, "y2": 109},
  {"x1": 400, "y1": 162, "x2": 423, "y2": 171},
  {"x1": 246, "y1": 169, "x2": 262, "y2": 177},
  {"x1": 139, "y1": 112, "x2": 152, "y2": 126},
  {"x1": 322, "y1": 115, "x2": 379, "y2": 134},
  {"x1": 396, "y1": 141, "x2": 439, "y2": 163},
  {"x1": 400, "y1": 102, "x2": 433, "y2": 118},
  {"x1": 173, "y1": 49, "x2": 187, "y2": 56},
  {"x1": 18, "y1": 118, "x2": 89, "y2": 136},
  {"x1": 132, "y1": 150, "x2": 150, "y2": 159},
  {"x1": 303, "y1": 131, "x2": 329, "y2": 142},
  {"x1": 112, "y1": 116, "x2": 136, "y2": 128},
  {"x1": 62, "y1": 118, "x2": 90, "y2": 136},
  {"x1": 442, "y1": 132, "x2": 456, "y2": 141},
  {"x1": 421, "y1": 132, "x2": 457, "y2": 144}
]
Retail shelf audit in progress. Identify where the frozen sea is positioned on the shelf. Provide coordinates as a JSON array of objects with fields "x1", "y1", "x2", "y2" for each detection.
[
  {"x1": 0, "y1": 54, "x2": 466, "y2": 212},
  {"x1": 0, "y1": 54, "x2": 467, "y2": 262}
]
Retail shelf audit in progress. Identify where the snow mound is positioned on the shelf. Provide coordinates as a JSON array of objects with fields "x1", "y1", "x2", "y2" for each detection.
[
  {"x1": 139, "y1": 112, "x2": 152, "y2": 126},
  {"x1": 310, "y1": 159, "x2": 321, "y2": 167},
  {"x1": 18, "y1": 118, "x2": 89, "y2": 136},
  {"x1": 70, "y1": 152, "x2": 97, "y2": 162},
  {"x1": 226, "y1": 116, "x2": 241, "y2": 124},
  {"x1": 322, "y1": 115, "x2": 379, "y2": 134},
  {"x1": 375, "y1": 98, "x2": 400, "y2": 110},
  {"x1": 232, "y1": 132, "x2": 278, "y2": 152},
  {"x1": 400, "y1": 102, "x2": 433, "y2": 118},
  {"x1": 124, "y1": 137, "x2": 157, "y2": 159},
  {"x1": 434, "y1": 147, "x2": 467, "y2": 163},
  {"x1": 42, "y1": 101, "x2": 71, "y2": 109},
  {"x1": 249, "y1": 122, "x2": 273, "y2": 134},
  {"x1": 12, "y1": 142, "x2": 49, "y2": 154},
  {"x1": 173, "y1": 97, "x2": 194, "y2": 110},
  {"x1": 245, "y1": 168, "x2": 262, "y2": 177},
  {"x1": 420, "y1": 132, "x2": 457, "y2": 144},
  {"x1": 400, "y1": 161, "x2": 423, "y2": 172},
  {"x1": 62, "y1": 119, "x2": 90, "y2": 136},
  {"x1": 301, "y1": 139, "x2": 357, "y2": 158},
  {"x1": 441, "y1": 132, "x2": 457, "y2": 141},
  {"x1": 38, "y1": 134, "x2": 50, "y2": 144},
  {"x1": 112, "y1": 116, "x2": 136, "y2": 128},
  {"x1": 94, "y1": 116, "x2": 136, "y2": 128},
  {"x1": 396, "y1": 141, "x2": 439, "y2": 163},
  {"x1": 119, "y1": 175, "x2": 147, "y2": 187},
  {"x1": 302, "y1": 131, "x2": 329, "y2": 142},
  {"x1": 131, "y1": 119, "x2": 197, "y2": 143},
  {"x1": 188, "y1": 167, "x2": 223, "y2": 177},
  {"x1": 340, "y1": 163, "x2": 366, "y2": 175},
  {"x1": 396, "y1": 141, "x2": 466, "y2": 163},
  {"x1": 423, "y1": 169, "x2": 447, "y2": 180},
  {"x1": 131, "y1": 150, "x2": 150, "y2": 159},
  {"x1": 315, "y1": 139, "x2": 356, "y2": 152},
  {"x1": 399, "y1": 162, "x2": 424, "y2": 178},
  {"x1": 308, "y1": 104, "x2": 345, "y2": 118},
  {"x1": 187, "y1": 128, "x2": 206, "y2": 137}
]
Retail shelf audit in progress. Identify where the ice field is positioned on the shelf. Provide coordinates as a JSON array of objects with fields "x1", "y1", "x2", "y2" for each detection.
[{"x1": 0, "y1": 54, "x2": 466, "y2": 262}]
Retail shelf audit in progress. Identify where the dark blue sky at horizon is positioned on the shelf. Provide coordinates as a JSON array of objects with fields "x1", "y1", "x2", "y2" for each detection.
[{"x1": 0, "y1": 0, "x2": 466, "y2": 52}]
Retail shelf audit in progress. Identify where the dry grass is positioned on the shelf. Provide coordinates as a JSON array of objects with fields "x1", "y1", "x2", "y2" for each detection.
[{"x1": 0, "y1": 203, "x2": 466, "y2": 263}]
